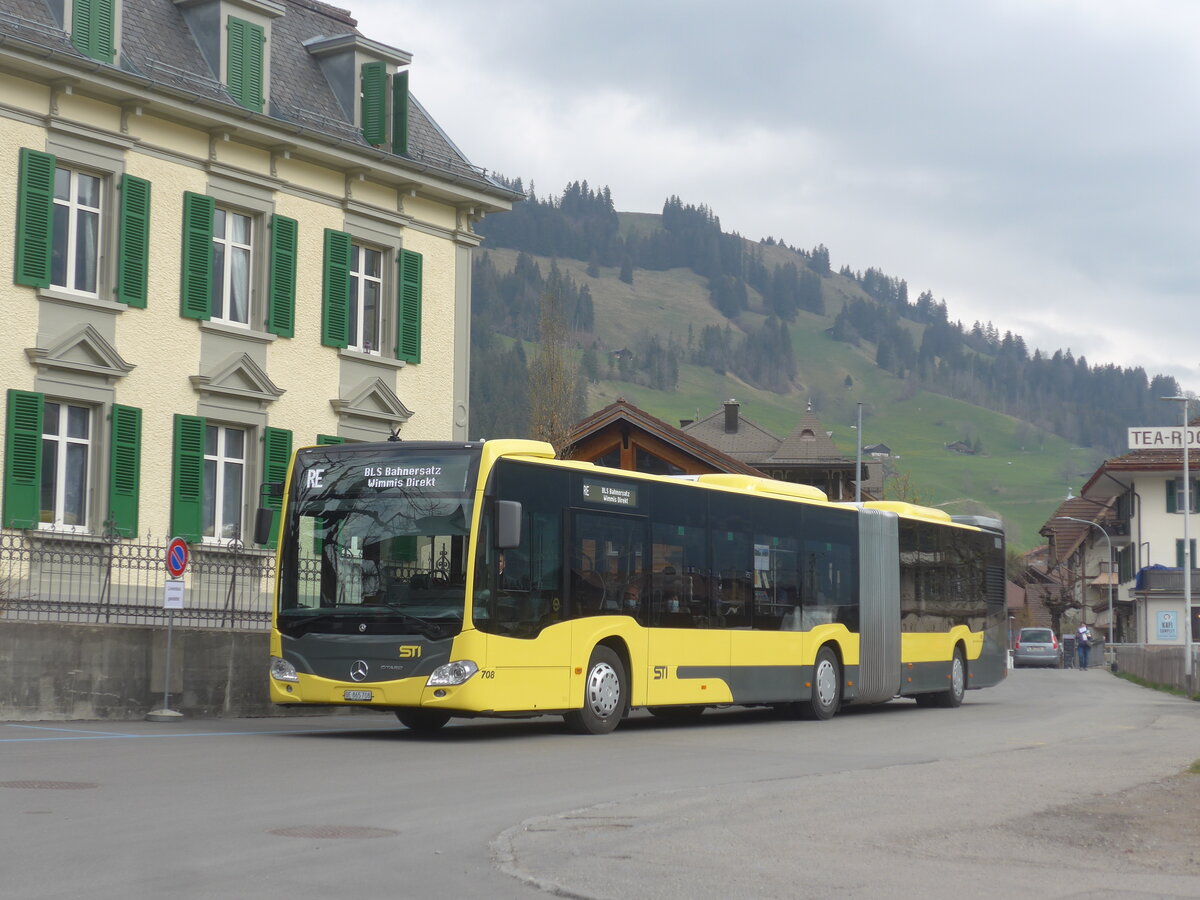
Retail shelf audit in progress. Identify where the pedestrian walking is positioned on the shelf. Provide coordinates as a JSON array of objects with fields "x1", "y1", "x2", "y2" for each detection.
[{"x1": 1076, "y1": 623, "x2": 1092, "y2": 670}]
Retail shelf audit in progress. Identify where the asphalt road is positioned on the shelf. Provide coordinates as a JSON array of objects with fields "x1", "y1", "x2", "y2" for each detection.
[{"x1": 4, "y1": 667, "x2": 1199, "y2": 900}]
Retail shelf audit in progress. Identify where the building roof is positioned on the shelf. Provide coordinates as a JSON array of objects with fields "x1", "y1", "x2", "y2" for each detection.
[
  {"x1": 1081, "y1": 447, "x2": 1200, "y2": 498},
  {"x1": 681, "y1": 402, "x2": 783, "y2": 464},
  {"x1": 0, "y1": 0, "x2": 519, "y2": 203},
  {"x1": 768, "y1": 408, "x2": 848, "y2": 465},
  {"x1": 564, "y1": 399, "x2": 762, "y2": 476},
  {"x1": 1038, "y1": 496, "x2": 1115, "y2": 562}
]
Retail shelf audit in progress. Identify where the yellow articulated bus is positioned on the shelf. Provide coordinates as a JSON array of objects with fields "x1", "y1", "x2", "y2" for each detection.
[{"x1": 267, "y1": 439, "x2": 1007, "y2": 733}]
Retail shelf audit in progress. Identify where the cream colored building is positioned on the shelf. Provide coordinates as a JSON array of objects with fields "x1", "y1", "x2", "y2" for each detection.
[
  {"x1": 0, "y1": 0, "x2": 516, "y2": 550},
  {"x1": 1078, "y1": 447, "x2": 1200, "y2": 645}
]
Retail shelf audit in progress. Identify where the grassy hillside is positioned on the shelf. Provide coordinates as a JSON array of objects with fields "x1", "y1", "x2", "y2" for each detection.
[{"x1": 479, "y1": 228, "x2": 1084, "y2": 552}]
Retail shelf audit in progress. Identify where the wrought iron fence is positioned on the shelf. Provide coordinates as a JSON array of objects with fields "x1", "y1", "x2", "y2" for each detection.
[{"x1": 0, "y1": 531, "x2": 274, "y2": 629}]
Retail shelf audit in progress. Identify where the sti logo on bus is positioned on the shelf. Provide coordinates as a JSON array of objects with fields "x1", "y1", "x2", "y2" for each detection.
[
  {"x1": 399, "y1": 645, "x2": 422, "y2": 658},
  {"x1": 653, "y1": 665, "x2": 669, "y2": 680}
]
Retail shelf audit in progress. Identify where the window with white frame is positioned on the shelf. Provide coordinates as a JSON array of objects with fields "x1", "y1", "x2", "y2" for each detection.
[
  {"x1": 211, "y1": 208, "x2": 253, "y2": 326},
  {"x1": 349, "y1": 243, "x2": 383, "y2": 354},
  {"x1": 40, "y1": 401, "x2": 91, "y2": 530},
  {"x1": 51, "y1": 166, "x2": 102, "y2": 295},
  {"x1": 203, "y1": 424, "x2": 245, "y2": 541}
]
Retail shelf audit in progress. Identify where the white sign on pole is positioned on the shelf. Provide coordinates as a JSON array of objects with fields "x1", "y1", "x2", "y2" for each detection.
[
  {"x1": 163, "y1": 579, "x2": 185, "y2": 610},
  {"x1": 1128, "y1": 427, "x2": 1200, "y2": 450}
]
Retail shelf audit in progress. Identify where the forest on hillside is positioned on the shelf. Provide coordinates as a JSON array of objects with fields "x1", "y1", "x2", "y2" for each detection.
[{"x1": 468, "y1": 178, "x2": 1179, "y2": 452}]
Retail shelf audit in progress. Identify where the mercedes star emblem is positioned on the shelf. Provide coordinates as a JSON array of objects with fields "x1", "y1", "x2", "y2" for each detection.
[{"x1": 350, "y1": 660, "x2": 369, "y2": 682}]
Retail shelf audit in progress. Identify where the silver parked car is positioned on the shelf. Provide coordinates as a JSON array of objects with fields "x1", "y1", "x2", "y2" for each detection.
[{"x1": 1013, "y1": 627, "x2": 1063, "y2": 668}]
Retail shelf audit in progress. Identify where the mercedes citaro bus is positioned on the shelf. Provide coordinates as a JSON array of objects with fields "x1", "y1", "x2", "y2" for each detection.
[{"x1": 267, "y1": 439, "x2": 1006, "y2": 733}]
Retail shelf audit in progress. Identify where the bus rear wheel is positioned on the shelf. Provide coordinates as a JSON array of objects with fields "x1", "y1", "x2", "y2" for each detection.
[
  {"x1": 395, "y1": 709, "x2": 451, "y2": 732},
  {"x1": 565, "y1": 646, "x2": 626, "y2": 735},
  {"x1": 935, "y1": 647, "x2": 967, "y2": 708},
  {"x1": 796, "y1": 646, "x2": 841, "y2": 721}
]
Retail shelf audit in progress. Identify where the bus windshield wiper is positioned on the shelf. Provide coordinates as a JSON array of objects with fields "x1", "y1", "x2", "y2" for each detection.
[
  {"x1": 276, "y1": 609, "x2": 343, "y2": 634},
  {"x1": 369, "y1": 605, "x2": 453, "y2": 639}
]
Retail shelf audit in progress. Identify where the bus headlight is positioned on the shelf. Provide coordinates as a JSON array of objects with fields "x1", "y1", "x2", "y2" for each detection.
[
  {"x1": 270, "y1": 656, "x2": 299, "y2": 683},
  {"x1": 427, "y1": 660, "x2": 478, "y2": 686}
]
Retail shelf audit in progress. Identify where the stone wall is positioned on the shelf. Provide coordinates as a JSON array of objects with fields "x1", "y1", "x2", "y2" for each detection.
[{"x1": 0, "y1": 621, "x2": 292, "y2": 720}]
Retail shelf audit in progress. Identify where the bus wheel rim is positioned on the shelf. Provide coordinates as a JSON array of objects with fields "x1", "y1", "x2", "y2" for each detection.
[
  {"x1": 952, "y1": 656, "x2": 965, "y2": 696},
  {"x1": 587, "y1": 662, "x2": 620, "y2": 718},
  {"x1": 815, "y1": 658, "x2": 837, "y2": 708}
]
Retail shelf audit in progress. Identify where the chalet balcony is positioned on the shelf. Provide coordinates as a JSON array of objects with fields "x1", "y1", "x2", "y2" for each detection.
[{"x1": 1134, "y1": 567, "x2": 1200, "y2": 593}]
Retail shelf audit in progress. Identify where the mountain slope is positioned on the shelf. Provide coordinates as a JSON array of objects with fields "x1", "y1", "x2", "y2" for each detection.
[{"x1": 471, "y1": 193, "x2": 1159, "y2": 552}]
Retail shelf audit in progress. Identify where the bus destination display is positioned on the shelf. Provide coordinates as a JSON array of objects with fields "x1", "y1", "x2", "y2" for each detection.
[{"x1": 581, "y1": 478, "x2": 638, "y2": 507}]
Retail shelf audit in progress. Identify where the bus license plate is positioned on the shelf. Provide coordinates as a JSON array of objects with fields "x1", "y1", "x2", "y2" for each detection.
[{"x1": 343, "y1": 690, "x2": 373, "y2": 701}]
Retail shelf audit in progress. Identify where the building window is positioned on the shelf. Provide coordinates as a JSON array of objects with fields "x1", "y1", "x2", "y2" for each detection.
[
  {"x1": 212, "y1": 208, "x2": 253, "y2": 326},
  {"x1": 1168, "y1": 478, "x2": 1200, "y2": 514},
  {"x1": 40, "y1": 401, "x2": 91, "y2": 531},
  {"x1": 322, "y1": 230, "x2": 422, "y2": 361},
  {"x1": 203, "y1": 424, "x2": 245, "y2": 541},
  {"x1": 51, "y1": 167, "x2": 102, "y2": 296},
  {"x1": 16, "y1": 150, "x2": 150, "y2": 305},
  {"x1": 349, "y1": 243, "x2": 383, "y2": 354}
]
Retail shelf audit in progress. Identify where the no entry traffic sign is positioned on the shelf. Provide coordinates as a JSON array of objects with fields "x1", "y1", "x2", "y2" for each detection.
[{"x1": 166, "y1": 537, "x2": 189, "y2": 578}]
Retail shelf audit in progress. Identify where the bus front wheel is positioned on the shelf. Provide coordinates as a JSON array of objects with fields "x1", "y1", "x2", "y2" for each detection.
[
  {"x1": 798, "y1": 646, "x2": 841, "y2": 721},
  {"x1": 565, "y1": 646, "x2": 626, "y2": 735},
  {"x1": 395, "y1": 708, "x2": 451, "y2": 732}
]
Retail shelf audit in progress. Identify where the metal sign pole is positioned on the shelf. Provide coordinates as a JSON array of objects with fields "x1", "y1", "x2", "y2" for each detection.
[
  {"x1": 147, "y1": 577, "x2": 186, "y2": 721},
  {"x1": 162, "y1": 608, "x2": 175, "y2": 710},
  {"x1": 1184, "y1": 403, "x2": 1193, "y2": 695}
]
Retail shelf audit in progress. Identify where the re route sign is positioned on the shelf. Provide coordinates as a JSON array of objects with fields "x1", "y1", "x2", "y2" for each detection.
[
  {"x1": 1127, "y1": 427, "x2": 1200, "y2": 450},
  {"x1": 166, "y1": 537, "x2": 189, "y2": 578}
]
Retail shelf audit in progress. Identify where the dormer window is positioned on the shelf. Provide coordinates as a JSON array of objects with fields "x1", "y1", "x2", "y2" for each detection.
[
  {"x1": 226, "y1": 16, "x2": 265, "y2": 113},
  {"x1": 45, "y1": 0, "x2": 118, "y2": 64},
  {"x1": 71, "y1": 0, "x2": 116, "y2": 63},
  {"x1": 174, "y1": 0, "x2": 282, "y2": 113},
  {"x1": 304, "y1": 34, "x2": 411, "y2": 153}
]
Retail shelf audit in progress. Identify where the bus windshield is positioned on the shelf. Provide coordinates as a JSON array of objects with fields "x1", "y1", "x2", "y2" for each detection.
[{"x1": 276, "y1": 445, "x2": 478, "y2": 636}]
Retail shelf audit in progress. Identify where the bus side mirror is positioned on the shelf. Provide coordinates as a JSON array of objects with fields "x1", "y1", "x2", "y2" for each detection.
[
  {"x1": 254, "y1": 482, "x2": 284, "y2": 545},
  {"x1": 495, "y1": 500, "x2": 522, "y2": 549},
  {"x1": 253, "y1": 507, "x2": 274, "y2": 546}
]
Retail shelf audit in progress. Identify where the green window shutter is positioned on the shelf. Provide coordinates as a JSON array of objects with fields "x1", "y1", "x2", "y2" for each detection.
[
  {"x1": 14, "y1": 148, "x2": 56, "y2": 289},
  {"x1": 391, "y1": 70, "x2": 409, "y2": 155},
  {"x1": 267, "y1": 214, "x2": 297, "y2": 337},
  {"x1": 180, "y1": 192, "x2": 214, "y2": 320},
  {"x1": 71, "y1": 0, "x2": 115, "y2": 64},
  {"x1": 116, "y1": 174, "x2": 151, "y2": 308},
  {"x1": 171, "y1": 414, "x2": 205, "y2": 543},
  {"x1": 1176, "y1": 539, "x2": 1197, "y2": 569},
  {"x1": 1168, "y1": 480, "x2": 1178, "y2": 514},
  {"x1": 3, "y1": 389, "x2": 44, "y2": 529},
  {"x1": 396, "y1": 248, "x2": 422, "y2": 363},
  {"x1": 321, "y1": 229, "x2": 352, "y2": 348},
  {"x1": 108, "y1": 404, "x2": 141, "y2": 538},
  {"x1": 227, "y1": 17, "x2": 265, "y2": 113},
  {"x1": 361, "y1": 61, "x2": 388, "y2": 146},
  {"x1": 317, "y1": 434, "x2": 346, "y2": 445},
  {"x1": 262, "y1": 426, "x2": 292, "y2": 548}
]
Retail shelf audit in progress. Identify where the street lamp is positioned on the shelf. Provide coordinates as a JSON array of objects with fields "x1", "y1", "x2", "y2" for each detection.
[
  {"x1": 855, "y1": 402, "x2": 863, "y2": 503},
  {"x1": 1055, "y1": 517, "x2": 1114, "y2": 658},
  {"x1": 1161, "y1": 395, "x2": 1194, "y2": 693}
]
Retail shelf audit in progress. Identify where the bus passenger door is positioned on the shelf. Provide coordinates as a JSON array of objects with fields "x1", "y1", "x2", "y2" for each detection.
[
  {"x1": 645, "y1": 521, "x2": 731, "y2": 707},
  {"x1": 568, "y1": 511, "x2": 649, "y2": 695}
]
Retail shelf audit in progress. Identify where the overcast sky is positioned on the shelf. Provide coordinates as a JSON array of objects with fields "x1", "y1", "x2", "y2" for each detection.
[{"x1": 354, "y1": 0, "x2": 1200, "y2": 394}]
